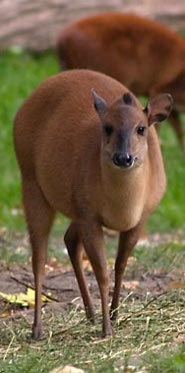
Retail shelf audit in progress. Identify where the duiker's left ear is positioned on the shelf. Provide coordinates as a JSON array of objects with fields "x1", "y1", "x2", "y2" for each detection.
[
  {"x1": 144, "y1": 94, "x2": 173, "y2": 126},
  {"x1": 91, "y1": 89, "x2": 108, "y2": 118}
]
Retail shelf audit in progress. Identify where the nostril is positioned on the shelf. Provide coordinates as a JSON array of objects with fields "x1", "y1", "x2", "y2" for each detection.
[
  {"x1": 113, "y1": 153, "x2": 121, "y2": 166},
  {"x1": 125, "y1": 153, "x2": 133, "y2": 165}
]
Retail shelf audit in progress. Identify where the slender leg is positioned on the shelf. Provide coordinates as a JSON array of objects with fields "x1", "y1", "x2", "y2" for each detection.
[
  {"x1": 22, "y1": 180, "x2": 55, "y2": 339},
  {"x1": 168, "y1": 109, "x2": 184, "y2": 150},
  {"x1": 64, "y1": 223, "x2": 95, "y2": 321},
  {"x1": 110, "y1": 221, "x2": 144, "y2": 320},
  {"x1": 80, "y1": 221, "x2": 112, "y2": 337}
]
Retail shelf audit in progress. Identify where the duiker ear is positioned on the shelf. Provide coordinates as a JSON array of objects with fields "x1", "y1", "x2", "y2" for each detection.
[
  {"x1": 144, "y1": 93, "x2": 173, "y2": 126},
  {"x1": 91, "y1": 89, "x2": 108, "y2": 118}
]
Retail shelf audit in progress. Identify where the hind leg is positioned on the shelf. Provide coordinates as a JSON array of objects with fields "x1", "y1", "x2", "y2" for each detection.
[
  {"x1": 64, "y1": 223, "x2": 95, "y2": 320},
  {"x1": 22, "y1": 179, "x2": 55, "y2": 339},
  {"x1": 168, "y1": 109, "x2": 184, "y2": 150},
  {"x1": 110, "y1": 221, "x2": 144, "y2": 320}
]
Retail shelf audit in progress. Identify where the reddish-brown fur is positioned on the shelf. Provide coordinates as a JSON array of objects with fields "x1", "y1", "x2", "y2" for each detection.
[
  {"x1": 14, "y1": 69, "x2": 172, "y2": 339},
  {"x1": 57, "y1": 12, "x2": 185, "y2": 148}
]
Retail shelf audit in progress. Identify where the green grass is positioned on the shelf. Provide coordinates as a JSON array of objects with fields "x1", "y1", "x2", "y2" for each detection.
[
  {"x1": 148, "y1": 120, "x2": 185, "y2": 232},
  {"x1": 0, "y1": 282, "x2": 185, "y2": 373},
  {"x1": 0, "y1": 50, "x2": 58, "y2": 229},
  {"x1": 0, "y1": 49, "x2": 185, "y2": 232},
  {"x1": 145, "y1": 345, "x2": 185, "y2": 373},
  {"x1": 0, "y1": 230, "x2": 185, "y2": 372}
]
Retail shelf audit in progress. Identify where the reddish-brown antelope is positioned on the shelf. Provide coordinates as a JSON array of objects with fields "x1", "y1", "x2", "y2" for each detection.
[
  {"x1": 14, "y1": 69, "x2": 172, "y2": 339},
  {"x1": 57, "y1": 12, "x2": 184, "y2": 149}
]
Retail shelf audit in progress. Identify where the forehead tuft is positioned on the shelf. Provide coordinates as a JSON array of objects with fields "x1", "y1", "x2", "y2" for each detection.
[{"x1": 103, "y1": 106, "x2": 148, "y2": 131}]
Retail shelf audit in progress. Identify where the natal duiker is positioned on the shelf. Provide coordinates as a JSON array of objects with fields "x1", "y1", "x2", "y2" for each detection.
[{"x1": 14, "y1": 69, "x2": 172, "y2": 338}]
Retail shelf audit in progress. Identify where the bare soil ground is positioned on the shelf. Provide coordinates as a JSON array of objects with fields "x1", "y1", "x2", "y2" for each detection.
[{"x1": 0, "y1": 230, "x2": 185, "y2": 322}]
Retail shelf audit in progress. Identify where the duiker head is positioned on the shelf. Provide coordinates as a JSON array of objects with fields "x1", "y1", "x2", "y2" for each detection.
[{"x1": 92, "y1": 89, "x2": 173, "y2": 169}]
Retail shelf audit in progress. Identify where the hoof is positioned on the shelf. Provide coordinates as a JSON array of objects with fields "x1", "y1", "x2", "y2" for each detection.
[
  {"x1": 102, "y1": 325, "x2": 114, "y2": 338},
  {"x1": 32, "y1": 325, "x2": 42, "y2": 340},
  {"x1": 86, "y1": 307, "x2": 95, "y2": 323},
  {"x1": 110, "y1": 309, "x2": 118, "y2": 321},
  {"x1": 88, "y1": 315, "x2": 95, "y2": 324}
]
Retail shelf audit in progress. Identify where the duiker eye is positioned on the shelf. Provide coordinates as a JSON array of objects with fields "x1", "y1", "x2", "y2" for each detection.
[
  {"x1": 137, "y1": 126, "x2": 146, "y2": 136},
  {"x1": 103, "y1": 124, "x2": 114, "y2": 136}
]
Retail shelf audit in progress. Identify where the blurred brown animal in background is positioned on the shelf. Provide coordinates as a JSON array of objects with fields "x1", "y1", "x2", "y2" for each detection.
[
  {"x1": 14, "y1": 69, "x2": 172, "y2": 339},
  {"x1": 57, "y1": 12, "x2": 185, "y2": 149}
]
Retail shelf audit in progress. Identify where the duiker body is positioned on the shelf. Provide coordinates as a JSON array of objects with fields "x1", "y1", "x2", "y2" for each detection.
[
  {"x1": 57, "y1": 12, "x2": 184, "y2": 148},
  {"x1": 14, "y1": 70, "x2": 172, "y2": 339}
]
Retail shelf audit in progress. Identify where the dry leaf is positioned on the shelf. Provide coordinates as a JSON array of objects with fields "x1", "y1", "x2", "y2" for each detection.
[
  {"x1": 0, "y1": 288, "x2": 51, "y2": 307},
  {"x1": 0, "y1": 311, "x2": 10, "y2": 318},
  {"x1": 168, "y1": 281, "x2": 185, "y2": 290},
  {"x1": 123, "y1": 280, "x2": 139, "y2": 290},
  {"x1": 47, "y1": 256, "x2": 59, "y2": 268},
  {"x1": 174, "y1": 335, "x2": 185, "y2": 344},
  {"x1": 127, "y1": 256, "x2": 137, "y2": 266}
]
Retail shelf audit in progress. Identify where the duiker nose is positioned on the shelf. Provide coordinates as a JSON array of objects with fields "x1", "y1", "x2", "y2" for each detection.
[{"x1": 113, "y1": 152, "x2": 133, "y2": 168}]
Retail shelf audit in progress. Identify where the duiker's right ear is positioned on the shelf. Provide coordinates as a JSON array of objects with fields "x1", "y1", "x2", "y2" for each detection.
[{"x1": 91, "y1": 89, "x2": 108, "y2": 118}]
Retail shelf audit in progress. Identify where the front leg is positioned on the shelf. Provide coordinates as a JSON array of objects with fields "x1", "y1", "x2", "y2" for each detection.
[
  {"x1": 110, "y1": 221, "x2": 144, "y2": 320},
  {"x1": 64, "y1": 222, "x2": 95, "y2": 321},
  {"x1": 80, "y1": 220, "x2": 112, "y2": 337}
]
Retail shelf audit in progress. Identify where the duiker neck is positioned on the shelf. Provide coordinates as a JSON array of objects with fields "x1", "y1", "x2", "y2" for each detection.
[{"x1": 99, "y1": 156, "x2": 149, "y2": 231}]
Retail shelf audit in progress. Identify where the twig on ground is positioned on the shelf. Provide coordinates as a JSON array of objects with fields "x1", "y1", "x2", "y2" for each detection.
[{"x1": 10, "y1": 275, "x2": 59, "y2": 302}]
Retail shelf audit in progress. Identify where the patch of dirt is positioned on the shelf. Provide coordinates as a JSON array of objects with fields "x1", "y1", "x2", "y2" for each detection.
[
  {"x1": 0, "y1": 258, "x2": 183, "y2": 321},
  {"x1": 0, "y1": 229, "x2": 185, "y2": 321}
]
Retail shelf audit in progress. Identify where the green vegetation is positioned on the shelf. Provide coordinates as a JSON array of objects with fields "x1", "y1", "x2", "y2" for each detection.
[
  {"x1": 145, "y1": 345, "x2": 185, "y2": 373},
  {"x1": 0, "y1": 50, "x2": 58, "y2": 229},
  {"x1": 149, "y1": 120, "x2": 185, "y2": 232}
]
